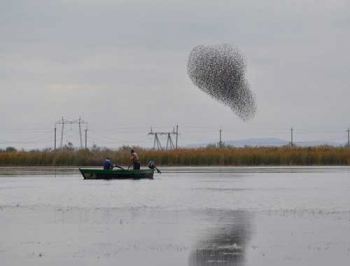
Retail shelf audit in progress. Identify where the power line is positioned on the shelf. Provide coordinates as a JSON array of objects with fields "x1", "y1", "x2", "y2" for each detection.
[
  {"x1": 0, "y1": 130, "x2": 53, "y2": 144},
  {"x1": 54, "y1": 117, "x2": 88, "y2": 150},
  {"x1": 148, "y1": 126, "x2": 179, "y2": 150}
]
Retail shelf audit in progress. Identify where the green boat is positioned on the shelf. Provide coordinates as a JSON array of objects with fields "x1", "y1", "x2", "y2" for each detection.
[
  {"x1": 79, "y1": 161, "x2": 161, "y2": 180},
  {"x1": 79, "y1": 168, "x2": 155, "y2": 180}
]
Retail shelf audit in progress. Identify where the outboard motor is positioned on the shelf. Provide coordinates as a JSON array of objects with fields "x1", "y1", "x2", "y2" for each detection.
[
  {"x1": 148, "y1": 161, "x2": 155, "y2": 169},
  {"x1": 148, "y1": 161, "x2": 161, "y2": 174}
]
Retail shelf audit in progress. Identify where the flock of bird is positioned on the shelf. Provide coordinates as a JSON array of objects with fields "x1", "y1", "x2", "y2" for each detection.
[{"x1": 187, "y1": 44, "x2": 256, "y2": 121}]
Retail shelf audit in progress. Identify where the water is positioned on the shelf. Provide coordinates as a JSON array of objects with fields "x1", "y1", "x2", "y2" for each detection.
[{"x1": 1, "y1": 167, "x2": 350, "y2": 265}]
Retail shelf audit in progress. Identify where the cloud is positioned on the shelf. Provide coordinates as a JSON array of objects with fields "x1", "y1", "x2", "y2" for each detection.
[{"x1": 45, "y1": 84, "x2": 85, "y2": 91}]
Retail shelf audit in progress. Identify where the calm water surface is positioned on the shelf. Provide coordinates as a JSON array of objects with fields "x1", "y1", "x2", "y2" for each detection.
[{"x1": 0, "y1": 167, "x2": 350, "y2": 265}]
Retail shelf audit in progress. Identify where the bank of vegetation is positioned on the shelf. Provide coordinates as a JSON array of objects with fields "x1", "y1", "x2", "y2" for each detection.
[{"x1": 0, "y1": 146, "x2": 350, "y2": 167}]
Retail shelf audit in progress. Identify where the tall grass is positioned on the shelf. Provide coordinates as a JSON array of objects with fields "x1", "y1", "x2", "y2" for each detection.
[{"x1": 0, "y1": 146, "x2": 350, "y2": 167}]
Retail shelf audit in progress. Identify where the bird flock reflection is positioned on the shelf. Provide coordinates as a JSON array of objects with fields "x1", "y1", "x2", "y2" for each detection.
[{"x1": 189, "y1": 210, "x2": 252, "y2": 266}]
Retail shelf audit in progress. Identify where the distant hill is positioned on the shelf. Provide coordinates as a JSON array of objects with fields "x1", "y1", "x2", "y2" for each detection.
[{"x1": 186, "y1": 138, "x2": 345, "y2": 148}]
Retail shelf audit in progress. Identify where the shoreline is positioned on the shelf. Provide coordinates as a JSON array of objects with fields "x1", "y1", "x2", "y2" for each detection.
[{"x1": 1, "y1": 165, "x2": 350, "y2": 175}]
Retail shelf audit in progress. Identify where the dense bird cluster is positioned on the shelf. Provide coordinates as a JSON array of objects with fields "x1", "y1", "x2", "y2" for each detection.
[{"x1": 187, "y1": 44, "x2": 256, "y2": 121}]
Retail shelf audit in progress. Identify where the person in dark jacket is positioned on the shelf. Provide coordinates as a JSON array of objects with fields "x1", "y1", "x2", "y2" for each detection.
[{"x1": 103, "y1": 157, "x2": 114, "y2": 170}]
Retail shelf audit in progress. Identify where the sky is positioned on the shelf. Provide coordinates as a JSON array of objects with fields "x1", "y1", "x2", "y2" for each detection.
[{"x1": 1, "y1": 0, "x2": 350, "y2": 150}]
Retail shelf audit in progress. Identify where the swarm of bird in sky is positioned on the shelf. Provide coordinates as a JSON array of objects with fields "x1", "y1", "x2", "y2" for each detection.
[{"x1": 187, "y1": 44, "x2": 256, "y2": 121}]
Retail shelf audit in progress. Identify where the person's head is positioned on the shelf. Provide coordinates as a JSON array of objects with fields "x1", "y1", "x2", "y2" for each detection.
[
  {"x1": 106, "y1": 157, "x2": 110, "y2": 160},
  {"x1": 131, "y1": 149, "x2": 134, "y2": 153}
]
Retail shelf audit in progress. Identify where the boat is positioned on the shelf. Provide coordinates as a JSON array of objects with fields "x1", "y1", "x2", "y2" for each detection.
[
  {"x1": 79, "y1": 168, "x2": 155, "y2": 180},
  {"x1": 79, "y1": 161, "x2": 161, "y2": 180}
]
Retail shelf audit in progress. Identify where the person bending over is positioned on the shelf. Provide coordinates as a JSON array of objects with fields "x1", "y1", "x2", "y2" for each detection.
[{"x1": 128, "y1": 149, "x2": 140, "y2": 170}]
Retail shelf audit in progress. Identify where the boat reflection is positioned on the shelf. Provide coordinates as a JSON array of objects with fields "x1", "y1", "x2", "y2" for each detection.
[{"x1": 189, "y1": 210, "x2": 252, "y2": 266}]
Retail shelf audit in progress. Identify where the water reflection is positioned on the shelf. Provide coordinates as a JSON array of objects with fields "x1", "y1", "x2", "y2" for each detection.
[
  {"x1": 189, "y1": 210, "x2": 252, "y2": 266},
  {"x1": 0, "y1": 167, "x2": 78, "y2": 177}
]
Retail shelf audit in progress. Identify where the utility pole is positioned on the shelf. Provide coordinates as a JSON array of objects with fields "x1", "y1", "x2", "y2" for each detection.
[
  {"x1": 175, "y1": 125, "x2": 179, "y2": 149},
  {"x1": 148, "y1": 126, "x2": 178, "y2": 150},
  {"x1": 166, "y1": 133, "x2": 175, "y2": 150},
  {"x1": 291, "y1": 127, "x2": 294, "y2": 147},
  {"x1": 347, "y1": 128, "x2": 350, "y2": 148},
  {"x1": 55, "y1": 118, "x2": 88, "y2": 150},
  {"x1": 85, "y1": 128, "x2": 88, "y2": 149},
  {"x1": 60, "y1": 117, "x2": 64, "y2": 149},
  {"x1": 153, "y1": 133, "x2": 162, "y2": 150},
  {"x1": 219, "y1": 129, "x2": 223, "y2": 148},
  {"x1": 54, "y1": 127, "x2": 57, "y2": 150},
  {"x1": 78, "y1": 117, "x2": 83, "y2": 149}
]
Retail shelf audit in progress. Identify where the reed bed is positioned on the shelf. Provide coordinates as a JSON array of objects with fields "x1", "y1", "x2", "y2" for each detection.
[{"x1": 0, "y1": 146, "x2": 350, "y2": 167}]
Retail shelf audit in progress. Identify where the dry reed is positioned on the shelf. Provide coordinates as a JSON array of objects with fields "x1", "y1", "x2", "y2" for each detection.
[{"x1": 0, "y1": 146, "x2": 349, "y2": 167}]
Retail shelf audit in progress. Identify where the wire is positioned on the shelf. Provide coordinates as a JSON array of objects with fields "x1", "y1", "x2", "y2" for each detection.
[{"x1": 0, "y1": 130, "x2": 53, "y2": 144}]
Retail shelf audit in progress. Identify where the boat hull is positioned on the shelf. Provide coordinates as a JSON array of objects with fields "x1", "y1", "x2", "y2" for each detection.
[{"x1": 79, "y1": 168, "x2": 154, "y2": 180}]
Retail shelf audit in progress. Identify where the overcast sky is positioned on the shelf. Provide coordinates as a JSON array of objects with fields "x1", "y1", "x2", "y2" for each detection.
[{"x1": 1, "y1": 0, "x2": 350, "y2": 149}]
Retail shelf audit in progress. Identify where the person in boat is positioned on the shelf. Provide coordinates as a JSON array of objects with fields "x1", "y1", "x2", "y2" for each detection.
[
  {"x1": 128, "y1": 149, "x2": 140, "y2": 170},
  {"x1": 103, "y1": 157, "x2": 114, "y2": 170}
]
